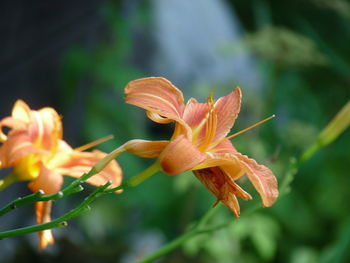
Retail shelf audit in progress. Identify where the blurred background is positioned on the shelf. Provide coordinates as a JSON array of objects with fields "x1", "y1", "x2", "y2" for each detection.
[{"x1": 0, "y1": 0, "x2": 349, "y2": 262}]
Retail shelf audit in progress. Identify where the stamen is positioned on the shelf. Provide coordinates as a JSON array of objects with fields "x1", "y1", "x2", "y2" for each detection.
[
  {"x1": 210, "y1": 115, "x2": 275, "y2": 147},
  {"x1": 74, "y1": 135, "x2": 114, "y2": 152},
  {"x1": 207, "y1": 92, "x2": 214, "y2": 104},
  {"x1": 199, "y1": 94, "x2": 218, "y2": 151},
  {"x1": 192, "y1": 93, "x2": 216, "y2": 143}
]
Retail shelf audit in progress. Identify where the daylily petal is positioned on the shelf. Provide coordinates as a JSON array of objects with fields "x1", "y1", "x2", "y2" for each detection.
[
  {"x1": 125, "y1": 77, "x2": 185, "y2": 119},
  {"x1": 182, "y1": 98, "x2": 209, "y2": 145},
  {"x1": 193, "y1": 152, "x2": 243, "y2": 181},
  {"x1": 28, "y1": 164, "x2": 63, "y2": 194},
  {"x1": 183, "y1": 98, "x2": 209, "y2": 129},
  {"x1": 146, "y1": 111, "x2": 175, "y2": 124},
  {"x1": 233, "y1": 152, "x2": 278, "y2": 207},
  {"x1": 193, "y1": 151, "x2": 278, "y2": 206},
  {"x1": 159, "y1": 134, "x2": 206, "y2": 175},
  {"x1": 29, "y1": 107, "x2": 62, "y2": 151},
  {"x1": 226, "y1": 179, "x2": 252, "y2": 200},
  {"x1": 55, "y1": 150, "x2": 122, "y2": 190},
  {"x1": 209, "y1": 139, "x2": 237, "y2": 153},
  {"x1": 11, "y1": 100, "x2": 31, "y2": 122},
  {"x1": 194, "y1": 167, "x2": 251, "y2": 217},
  {"x1": 213, "y1": 87, "x2": 241, "y2": 141},
  {"x1": 0, "y1": 117, "x2": 28, "y2": 142},
  {"x1": 192, "y1": 152, "x2": 237, "y2": 170},
  {"x1": 35, "y1": 201, "x2": 54, "y2": 250},
  {"x1": 125, "y1": 77, "x2": 192, "y2": 139},
  {"x1": 0, "y1": 130, "x2": 38, "y2": 168},
  {"x1": 222, "y1": 191, "x2": 240, "y2": 218},
  {"x1": 122, "y1": 139, "x2": 169, "y2": 158}
]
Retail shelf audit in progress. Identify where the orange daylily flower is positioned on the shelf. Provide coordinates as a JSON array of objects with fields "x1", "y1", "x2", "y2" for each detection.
[
  {"x1": 0, "y1": 100, "x2": 122, "y2": 250},
  {"x1": 110, "y1": 77, "x2": 277, "y2": 217}
]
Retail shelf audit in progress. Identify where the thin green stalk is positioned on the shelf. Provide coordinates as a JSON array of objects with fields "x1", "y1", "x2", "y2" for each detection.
[
  {"x1": 0, "y1": 168, "x2": 97, "y2": 217},
  {"x1": 0, "y1": 160, "x2": 155, "y2": 238},
  {"x1": 105, "y1": 161, "x2": 160, "y2": 193},
  {"x1": 137, "y1": 219, "x2": 230, "y2": 263},
  {"x1": 137, "y1": 230, "x2": 196, "y2": 263},
  {"x1": 137, "y1": 205, "x2": 220, "y2": 263},
  {"x1": 0, "y1": 190, "x2": 44, "y2": 217},
  {"x1": 0, "y1": 164, "x2": 147, "y2": 239},
  {"x1": 126, "y1": 161, "x2": 160, "y2": 187},
  {"x1": 0, "y1": 181, "x2": 112, "y2": 239}
]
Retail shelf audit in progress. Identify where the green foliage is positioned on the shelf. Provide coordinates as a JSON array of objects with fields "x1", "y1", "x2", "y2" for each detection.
[
  {"x1": 244, "y1": 26, "x2": 327, "y2": 67},
  {"x1": 313, "y1": 0, "x2": 350, "y2": 19}
]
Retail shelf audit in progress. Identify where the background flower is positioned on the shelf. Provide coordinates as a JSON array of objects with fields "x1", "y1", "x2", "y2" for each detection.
[{"x1": 0, "y1": 100, "x2": 122, "y2": 249}]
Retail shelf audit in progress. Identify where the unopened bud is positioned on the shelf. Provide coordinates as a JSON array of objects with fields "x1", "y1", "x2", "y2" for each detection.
[{"x1": 300, "y1": 101, "x2": 350, "y2": 163}]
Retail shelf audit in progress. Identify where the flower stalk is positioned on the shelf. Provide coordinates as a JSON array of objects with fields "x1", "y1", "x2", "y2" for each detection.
[
  {"x1": 300, "y1": 101, "x2": 350, "y2": 163},
  {"x1": 0, "y1": 181, "x2": 112, "y2": 239}
]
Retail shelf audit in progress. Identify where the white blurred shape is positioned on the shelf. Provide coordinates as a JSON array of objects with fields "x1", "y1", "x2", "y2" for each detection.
[{"x1": 152, "y1": 0, "x2": 261, "y2": 91}]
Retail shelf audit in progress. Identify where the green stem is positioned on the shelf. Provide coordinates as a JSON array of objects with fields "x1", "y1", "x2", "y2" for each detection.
[
  {"x1": 126, "y1": 161, "x2": 160, "y2": 187},
  {"x1": 0, "y1": 181, "x2": 112, "y2": 239},
  {"x1": 0, "y1": 167, "x2": 98, "y2": 217},
  {"x1": 299, "y1": 141, "x2": 320, "y2": 164},
  {"x1": 137, "y1": 221, "x2": 230, "y2": 263},
  {"x1": 137, "y1": 205, "x2": 219, "y2": 263},
  {"x1": 105, "y1": 161, "x2": 160, "y2": 193},
  {"x1": 0, "y1": 190, "x2": 44, "y2": 217},
  {"x1": 137, "y1": 229, "x2": 196, "y2": 263}
]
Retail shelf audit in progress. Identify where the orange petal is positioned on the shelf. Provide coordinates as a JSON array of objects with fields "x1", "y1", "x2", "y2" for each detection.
[
  {"x1": 159, "y1": 134, "x2": 206, "y2": 175},
  {"x1": 125, "y1": 77, "x2": 193, "y2": 139},
  {"x1": 194, "y1": 151, "x2": 245, "y2": 181},
  {"x1": 193, "y1": 151, "x2": 278, "y2": 206},
  {"x1": 11, "y1": 100, "x2": 31, "y2": 122},
  {"x1": 125, "y1": 77, "x2": 185, "y2": 118},
  {"x1": 182, "y1": 98, "x2": 209, "y2": 144},
  {"x1": 0, "y1": 130, "x2": 38, "y2": 168},
  {"x1": 146, "y1": 111, "x2": 177, "y2": 124},
  {"x1": 28, "y1": 164, "x2": 63, "y2": 195},
  {"x1": 209, "y1": 139, "x2": 237, "y2": 153},
  {"x1": 223, "y1": 192, "x2": 240, "y2": 218},
  {"x1": 123, "y1": 139, "x2": 169, "y2": 158},
  {"x1": 213, "y1": 87, "x2": 241, "y2": 141},
  {"x1": 28, "y1": 107, "x2": 62, "y2": 152},
  {"x1": 91, "y1": 140, "x2": 168, "y2": 175},
  {"x1": 192, "y1": 152, "x2": 236, "y2": 170},
  {"x1": 233, "y1": 153, "x2": 278, "y2": 207},
  {"x1": 55, "y1": 150, "x2": 122, "y2": 190},
  {"x1": 183, "y1": 98, "x2": 209, "y2": 129},
  {"x1": 194, "y1": 167, "x2": 250, "y2": 217},
  {"x1": 35, "y1": 201, "x2": 54, "y2": 250},
  {"x1": 0, "y1": 117, "x2": 28, "y2": 142}
]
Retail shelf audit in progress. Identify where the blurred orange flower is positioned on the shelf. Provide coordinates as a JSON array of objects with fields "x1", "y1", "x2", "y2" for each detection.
[
  {"x1": 0, "y1": 100, "x2": 122, "y2": 250},
  {"x1": 115, "y1": 77, "x2": 277, "y2": 217}
]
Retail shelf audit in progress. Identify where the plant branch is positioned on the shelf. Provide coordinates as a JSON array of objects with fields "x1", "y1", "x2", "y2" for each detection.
[
  {"x1": 0, "y1": 167, "x2": 100, "y2": 217},
  {"x1": 0, "y1": 181, "x2": 112, "y2": 239}
]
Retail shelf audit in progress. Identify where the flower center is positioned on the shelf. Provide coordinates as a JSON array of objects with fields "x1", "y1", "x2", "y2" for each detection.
[
  {"x1": 191, "y1": 94, "x2": 218, "y2": 152},
  {"x1": 12, "y1": 154, "x2": 40, "y2": 181}
]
